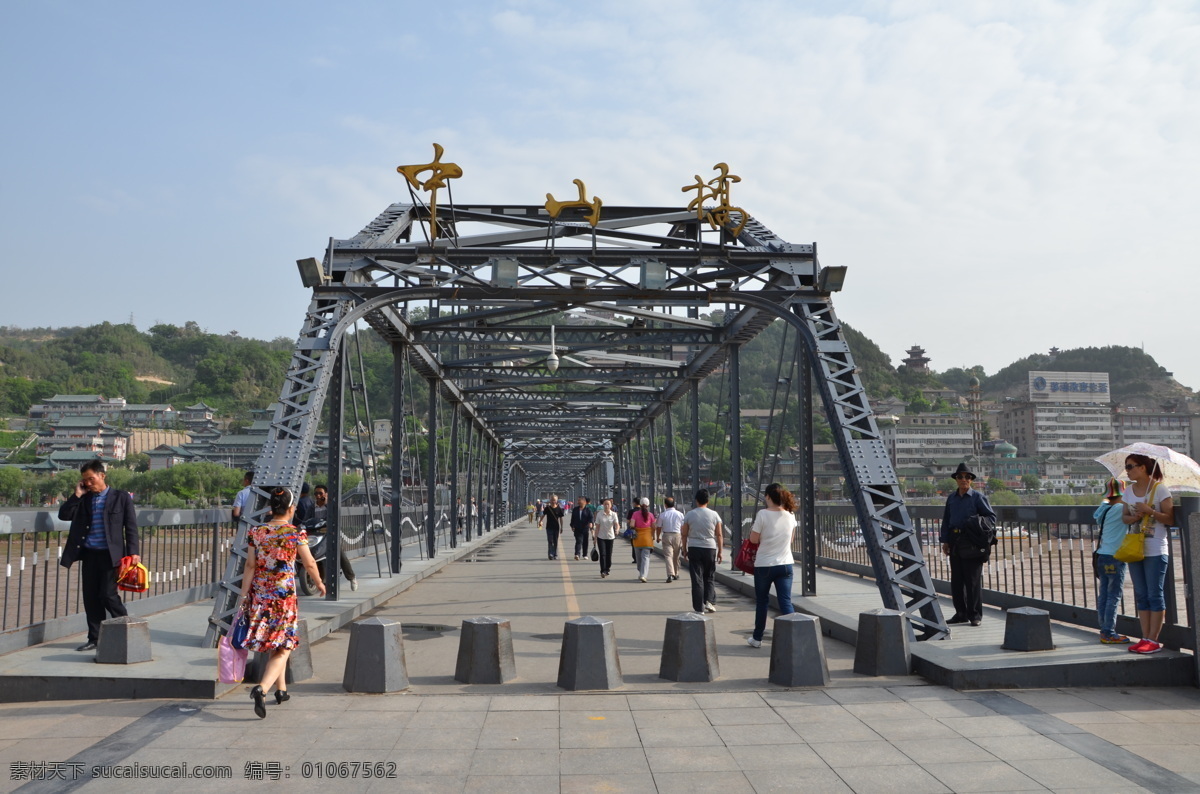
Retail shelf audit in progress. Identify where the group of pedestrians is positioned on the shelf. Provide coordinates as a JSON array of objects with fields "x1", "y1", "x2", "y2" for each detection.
[
  {"x1": 940, "y1": 454, "x2": 1176, "y2": 654},
  {"x1": 1091, "y1": 453, "x2": 1175, "y2": 654},
  {"x1": 534, "y1": 485, "x2": 799, "y2": 646}
]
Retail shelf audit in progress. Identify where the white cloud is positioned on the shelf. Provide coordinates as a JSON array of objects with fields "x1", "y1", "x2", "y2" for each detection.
[{"x1": 10, "y1": 1, "x2": 1197, "y2": 388}]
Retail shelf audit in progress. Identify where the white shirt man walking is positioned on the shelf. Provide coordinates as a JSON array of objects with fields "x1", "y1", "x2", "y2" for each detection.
[{"x1": 655, "y1": 497, "x2": 685, "y2": 583}]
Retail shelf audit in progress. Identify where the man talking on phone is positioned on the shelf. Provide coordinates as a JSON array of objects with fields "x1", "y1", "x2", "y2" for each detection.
[{"x1": 58, "y1": 459, "x2": 140, "y2": 652}]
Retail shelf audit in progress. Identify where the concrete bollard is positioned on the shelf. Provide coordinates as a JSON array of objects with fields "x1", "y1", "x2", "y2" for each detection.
[
  {"x1": 1002, "y1": 607, "x2": 1055, "y2": 651},
  {"x1": 659, "y1": 612, "x2": 719, "y2": 682},
  {"x1": 95, "y1": 616, "x2": 152, "y2": 664},
  {"x1": 343, "y1": 617, "x2": 409, "y2": 693},
  {"x1": 455, "y1": 616, "x2": 516, "y2": 684},
  {"x1": 769, "y1": 613, "x2": 829, "y2": 687},
  {"x1": 558, "y1": 616, "x2": 622, "y2": 691},
  {"x1": 244, "y1": 617, "x2": 313, "y2": 684},
  {"x1": 853, "y1": 608, "x2": 911, "y2": 676}
]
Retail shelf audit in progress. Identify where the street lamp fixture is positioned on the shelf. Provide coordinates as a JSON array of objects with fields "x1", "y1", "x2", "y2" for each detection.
[
  {"x1": 817, "y1": 266, "x2": 848, "y2": 292},
  {"x1": 546, "y1": 325, "x2": 560, "y2": 373}
]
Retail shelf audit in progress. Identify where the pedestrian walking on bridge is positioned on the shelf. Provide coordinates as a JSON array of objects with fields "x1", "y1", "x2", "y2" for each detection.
[
  {"x1": 746, "y1": 483, "x2": 797, "y2": 648},
  {"x1": 570, "y1": 497, "x2": 594, "y2": 560},
  {"x1": 656, "y1": 497, "x2": 684, "y2": 582},
  {"x1": 592, "y1": 498, "x2": 619, "y2": 578},
  {"x1": 681, "y1": 489, "x2": 723, "y2": 613},
  {"x1": 629, "y1": 498, "x2": 656, "y2": 582},
  {"x1": 238, "y1": 487, "x2": 324, "y2": 718},
  {"x1": 543, "y1": 495, "x2": 566, "y2": 560}
]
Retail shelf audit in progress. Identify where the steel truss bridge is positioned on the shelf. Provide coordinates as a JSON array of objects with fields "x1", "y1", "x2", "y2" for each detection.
[{"x1": 205, "y1": 162, "x2": 948, "y2": 645}]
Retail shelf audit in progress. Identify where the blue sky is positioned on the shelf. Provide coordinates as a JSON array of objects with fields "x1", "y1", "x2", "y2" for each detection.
[{"x1": 2, "y1": 1, "x2": 1198, "y2": 391}]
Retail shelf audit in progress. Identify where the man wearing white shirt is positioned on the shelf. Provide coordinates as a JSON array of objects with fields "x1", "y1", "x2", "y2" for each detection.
[{"x1": 655, "y1": 497, "x2": 685, "y2": 583}]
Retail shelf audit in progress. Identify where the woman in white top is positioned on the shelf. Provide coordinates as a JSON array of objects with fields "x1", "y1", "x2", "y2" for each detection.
[
  {"x1": 1121, "y1": 454, "x2": 1175, "y2": 655},
  {"x1": 746, "y1": 483, "x2": 797, "y2": 648},
  {"x1": 591, "y1": 498, "x2": 621, "y2": 578}
]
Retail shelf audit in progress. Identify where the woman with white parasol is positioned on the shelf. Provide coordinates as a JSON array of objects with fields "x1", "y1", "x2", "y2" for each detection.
[{"x1": 1094, "y1": 443, "x2": 1197, "y2": 655}]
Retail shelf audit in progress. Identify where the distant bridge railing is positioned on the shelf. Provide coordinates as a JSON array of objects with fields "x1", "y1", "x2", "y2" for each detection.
[
  {"x1": 808, "y1": 503, "x2": 1199, "y2": 650},
  {"x1": 0, "y1": 504, "x2": 452, "y2": 654}
]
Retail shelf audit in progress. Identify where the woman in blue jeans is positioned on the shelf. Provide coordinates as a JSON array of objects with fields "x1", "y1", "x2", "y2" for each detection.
[
  {"x1": 746, "y1": 483, "x2": 797, "y2": 648},
  {"x1": 1092, "y1": 478, "x2": 1129, "y2": 644},
  {"x1": 1122, "y1": 454, "x2": 1175, "y2": 655}
]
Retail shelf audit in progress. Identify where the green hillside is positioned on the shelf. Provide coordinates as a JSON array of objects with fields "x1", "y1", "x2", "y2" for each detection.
[
  {"x1": 0, "y1": 321, "x2": 1192, "y2": 428},
  {"x1": 0, "y1": 322, "x2": 292, "y2": 416}
]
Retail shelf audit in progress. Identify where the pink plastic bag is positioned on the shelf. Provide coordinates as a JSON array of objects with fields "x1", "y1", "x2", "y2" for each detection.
[{"x1": 218, "y1": 634, "x2": 247, "y2": 684}]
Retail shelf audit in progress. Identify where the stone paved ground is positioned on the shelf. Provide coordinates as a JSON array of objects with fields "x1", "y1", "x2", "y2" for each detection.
[{"x1": 3, "y1": 522, "x2": 1200, "y2": 792}]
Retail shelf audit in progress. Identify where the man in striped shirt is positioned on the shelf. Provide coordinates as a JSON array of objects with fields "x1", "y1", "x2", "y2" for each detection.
[{"x1": 59, "y1": 460, "x2": 140, "y2": 652}]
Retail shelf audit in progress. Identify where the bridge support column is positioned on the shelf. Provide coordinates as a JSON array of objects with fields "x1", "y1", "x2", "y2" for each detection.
[
  {"x1": 729, "y1": 343, "x2": 743, "y2": 556},
  {"x1": 326, "y1": 347, "x2": 344, "y2": 601},
  {"x1": 426, "y1": 378, "x2": 439, "y2": 559},
  {"x1": 690, "y1": 379, "x2": 700, "y2": 496},
  {"x1": 390, "y1": 343, "x2": 403, "y2": 573},
  {"x1": 797, "y1": 336, "x2": 815, "y2": 595}
]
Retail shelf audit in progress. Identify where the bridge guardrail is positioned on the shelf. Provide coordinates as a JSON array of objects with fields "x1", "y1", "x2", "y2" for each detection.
[{"x1": 0, "y1": 504, "x2": 449, "y2": 653}]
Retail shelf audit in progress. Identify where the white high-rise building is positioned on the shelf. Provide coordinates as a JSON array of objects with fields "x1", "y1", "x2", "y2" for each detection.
[{"x1": 880, "y1": 414, "x2": 975, "y2": 468}]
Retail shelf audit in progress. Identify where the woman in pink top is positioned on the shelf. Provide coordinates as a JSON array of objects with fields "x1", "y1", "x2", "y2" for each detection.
[{"x1": 630, "y1": 498, "x2": 656, "y2": 583}]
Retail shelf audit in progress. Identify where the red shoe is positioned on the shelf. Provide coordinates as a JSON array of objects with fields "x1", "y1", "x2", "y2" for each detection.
[
  {"x1": 1128, "y1": 639, "x2": 1151, "y2": 653},
  {"x1": 1134, "y1": 640, "x2": 1163, "y2": 655}
]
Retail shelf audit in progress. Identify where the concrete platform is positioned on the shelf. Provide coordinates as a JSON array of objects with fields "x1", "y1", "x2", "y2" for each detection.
[
  {"x1": 0, "y1": 525, "x2": 514, "y2": 703},
  {"x1": 714, "y1": 562, "x2": 1196, "y2": 690}
]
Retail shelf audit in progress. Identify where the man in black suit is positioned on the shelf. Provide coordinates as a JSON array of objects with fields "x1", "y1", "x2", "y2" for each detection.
[
  {"x1": 58, "y1": 460, "x2": 140, "y2": 652},
  {"x1": 569, "y1": 497, "x2": 594, "y2": 560}
]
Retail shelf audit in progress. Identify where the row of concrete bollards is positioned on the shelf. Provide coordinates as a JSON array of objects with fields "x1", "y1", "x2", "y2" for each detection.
[
  {"x1": 341, "y1": 611, "x2": 835, "y2": 693},
  {"x1": 92, "y1": 604, "x2": 1052, "y2": 685}
]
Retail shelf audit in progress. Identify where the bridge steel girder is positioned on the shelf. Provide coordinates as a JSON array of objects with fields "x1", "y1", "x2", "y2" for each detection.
[{"x1": 205, "y1": 200, "x2": 946, "y2": 646}]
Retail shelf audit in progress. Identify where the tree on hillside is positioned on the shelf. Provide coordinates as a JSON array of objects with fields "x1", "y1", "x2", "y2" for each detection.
[
  {"x1": 938, "y1": 365, "x2": 987, "y2": 394},
  {"x1": 989, "y1": 490, "x2": 1021, "y2": 506}
]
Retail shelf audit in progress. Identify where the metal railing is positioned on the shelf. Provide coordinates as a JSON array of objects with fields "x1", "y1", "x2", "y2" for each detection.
[
  {"x1": 0, "y1": 504, "x2": 445, "y2": 650},
  {"x1": 809, "y1": 503, "x2": 1197, "y2": 648}
]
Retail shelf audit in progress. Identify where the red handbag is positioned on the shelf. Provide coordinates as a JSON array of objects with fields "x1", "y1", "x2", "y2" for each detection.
[
  {"x1": 117, "y1": 556, "x2": 149, "y2": 592},
  {"x1": 734, "y1": 538, "x2": 758, "y2": 574}
]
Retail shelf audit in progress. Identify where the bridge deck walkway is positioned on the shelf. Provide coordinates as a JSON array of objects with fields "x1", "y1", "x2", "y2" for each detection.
[{"x1": 4, "y1": 519, "x2": 1200, "y2": 791}]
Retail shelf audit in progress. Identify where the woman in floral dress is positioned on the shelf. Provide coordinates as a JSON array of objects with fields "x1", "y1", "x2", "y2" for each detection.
[{"x1": 236, "y1": 486, "x2": 324, "y2": 718}]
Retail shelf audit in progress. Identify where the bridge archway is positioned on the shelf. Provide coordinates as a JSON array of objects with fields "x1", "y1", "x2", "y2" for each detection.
[{"x1": 205, "y1": 180, "x2": 948, "y2": 645}]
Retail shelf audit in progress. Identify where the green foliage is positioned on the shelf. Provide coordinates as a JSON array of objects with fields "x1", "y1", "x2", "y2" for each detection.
[
  {"x1": 1039, "y1": 494, "x2": 1077, "y2": 505},
  {"x1": 0, "y1": 322, "x2": 292, "y2": 419},
  {"x1": 907, "y1": 396, "x2": 932, "y2": 414},
  {"x1": 842, "y1": 322, "x2": 899, "y2": 398},
  {"x1": 986, "y1": 478, "x2": 1006, "y2": 493},
  {"x1": 912, "y1": 481, "x2": 936, "y2": 496},
  {"x1": 939, "y1": 365, "x2": 987, "y2": 394},
  {"x1": 1021, "y1": 473, "x2": 1042, "y2": 491},
  {"x1": 152, "y1": 492, "x2": 187, "y2": 509},
  {"x1": 937, "y1": 478, "x2": 957, "y2": 494},
  {"x1": 0, "y1": 430, "x2": 30, "y2": 447},
  {"x1": 0, "y1": 466, "x2": 23, "y2": 503},
  {"x1": 988, "y1": 489, "x2": 1021, "y2": 505}
]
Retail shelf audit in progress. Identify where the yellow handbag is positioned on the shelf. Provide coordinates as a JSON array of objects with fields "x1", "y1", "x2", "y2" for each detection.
[
  {"x1": 1114, "y1": 483, "x2": 1159, "y2": 564},
  {"x1": 1113, "y1": 529, "x2": 1144, "y2": 564}
]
